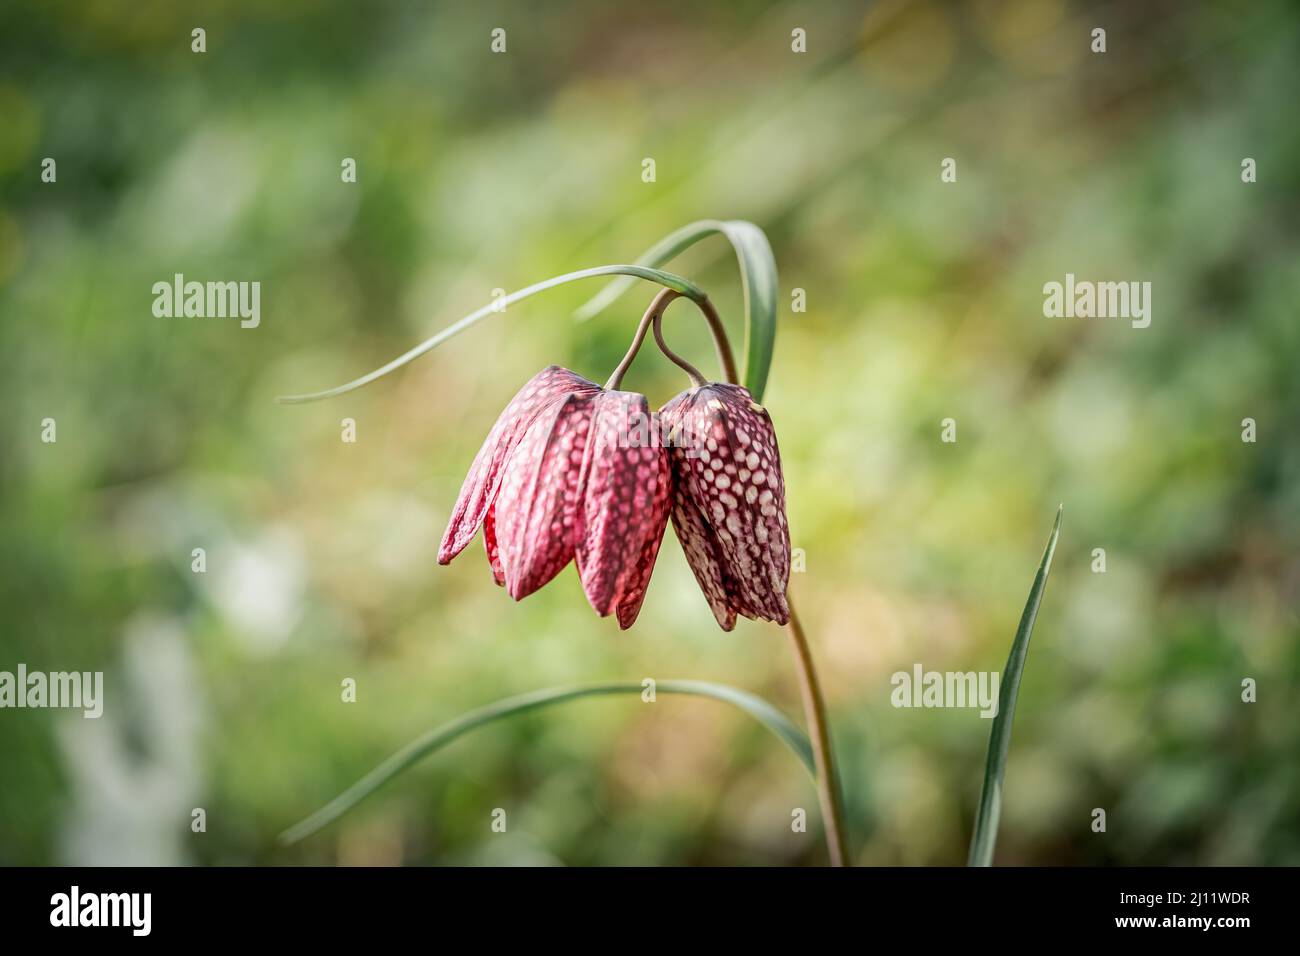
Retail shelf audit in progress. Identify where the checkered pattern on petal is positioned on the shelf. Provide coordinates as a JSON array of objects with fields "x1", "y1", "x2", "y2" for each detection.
[
  {"x1": 614, "y1": 479, "x2": 671, "y2": 628},
  {"x1": 668, "y1": 491, "x2": 739, "y2": 631},
  {"x1": 661, "y1": 383, "x2": 791, "y2": 627},
  {"x1": 439, "y1": 366, "x2": 599, "y2": 565},
  {"x1": 574, "y1": 391, "x2": 672, "y2": 628},
  {"x1": 494, "y1": 392, "x2": 595, "y2": 600}
]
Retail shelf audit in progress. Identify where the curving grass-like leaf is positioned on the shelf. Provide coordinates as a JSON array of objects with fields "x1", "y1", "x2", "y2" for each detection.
[
  {"x1": 280, "y1": 679, "x2": 814, "y2": 846},
  {"x1": 574, "y1": 220, "x2": 779, "y2": 401},
  {"x1": 276, "y1": 264, "x2": 706, "y2": 404},
  {"x1": 967, "y1": 505, "x2": 1063, "y2": 866}
]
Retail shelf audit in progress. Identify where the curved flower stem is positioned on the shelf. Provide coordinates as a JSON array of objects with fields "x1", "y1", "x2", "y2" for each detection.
[
  {"x1": 607, "y1": 289, "x2": 738, "y2": 390},
  {"x1": 682, "y1": 307, "x2": 851, "y2": 867},
  {"x1": 653, "y1": 308, "x2": 708, "y2": 387},
  {"x1": 695, "y1": 296, "x2": 740, "y2": 386},
  {"x1": 785, "y1": 603, "x2": 850, "y2": 866},
  {"x1": 605, "y1": 288, "x2": 680, "y2": 390}
]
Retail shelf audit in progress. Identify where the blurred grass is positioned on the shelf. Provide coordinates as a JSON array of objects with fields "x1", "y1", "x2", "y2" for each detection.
[{"x1": 1, "y1": 0, "x2": 1297, "y2": 865}]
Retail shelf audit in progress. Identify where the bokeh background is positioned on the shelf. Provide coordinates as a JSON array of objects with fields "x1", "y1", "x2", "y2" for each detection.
[{"x1": 2, "y1": 0, "x2": 1297, "y2": 866}]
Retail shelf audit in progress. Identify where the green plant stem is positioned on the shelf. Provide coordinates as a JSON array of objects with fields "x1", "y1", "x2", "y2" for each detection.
[
  {"x1": 605, "y1": 288, "x2": 681, "y2": 390},
  {"x1": 653, "y1": 305, "x2": 708, "y2": 387},
  {"x1": 786, "y1": 602, "x2": 851, "y2": 867},
  {"x1": 694, "y1": 296, "x2": 740, "y2": 386},
  {"x1": 573, "y1": 219, "x2": 774, "y2": 400},
  {"x1": 607, "y1": 289, "x2": 736, "y2": 391},
  {"x1": 693, "y1": 308, "x2": 850, "y2": 867}
]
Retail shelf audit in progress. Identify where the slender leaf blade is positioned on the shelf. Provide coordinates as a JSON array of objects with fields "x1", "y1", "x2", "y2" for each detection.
[
  {"x1": 574, "y1": 220, "x2": 728, "y2": 321},
  {"x1": 720, "y1": 220, "x2": 778, "y2": 401},
  {"x1": 280, "y1": 679, "x2": 814, "y2": 845},
  {"x1": 967, "y1": 505, "x2": 1063, "y2": 867},
  {"x1": 276, "y1": 264, "x2": 705, "y2": 404}
]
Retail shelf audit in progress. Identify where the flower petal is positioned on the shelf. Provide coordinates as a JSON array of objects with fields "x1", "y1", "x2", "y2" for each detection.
[
  {"x1": 613, "y1": 499, "x2": 670, "y2": 629},
  {"x1": 668, "y1": 493, "x2": 738, "y2": 632},
  {"x1": 573, "y1": 391, "x2": 671, "y2": 625},
  {"x1": 662, "y1": 383, "x2": 790, "y2": 625},
  {"x1": 494, "y1": 391, "x2": 594, "y2": 600},
  {"x1": 439, "y1": 366, "x2": 599, "y2": 565}
]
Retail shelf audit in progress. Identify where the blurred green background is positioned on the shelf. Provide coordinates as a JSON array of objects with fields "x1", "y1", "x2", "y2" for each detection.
[{"x1": 1, "y1": 0, "x2": 1297, "y2": 866}]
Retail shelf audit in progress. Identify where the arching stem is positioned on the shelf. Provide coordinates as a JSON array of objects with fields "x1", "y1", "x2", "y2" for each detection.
[
  {"x1": 606, "y1": 289, "x2": 737, "y2": 390},
  {"x1": 786, "y1": 603, "x2": 850, "y2": 866},
  {"x1": 652, "y1": 307, "x2": 708, "y2": 387},
  {"x1": 695, "y1": 296, "x2": 739, "y2": 386},
  {"x1": 605, "y1": 288, "x2": 680, "y2": 390},
  {"x1": 678, "y1": 310, "x2": 851, "y2": 867}
]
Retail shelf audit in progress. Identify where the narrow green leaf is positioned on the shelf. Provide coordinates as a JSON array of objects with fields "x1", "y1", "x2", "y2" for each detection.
[
  {"x1": 574, "y1": 220, "x2": 730, "y2": 321},
  {"x1": 722, "y1": 221, "x2": 779, "y2": 402},
  {"x1": 276, "y1": 264, "x2": 706, "y2": 405},
  {"x1": 280, "y1": 679, "x2": 814, "y2": 845},
  {"x1": 574, "y1": 220, "x2": 780, "y2": 401},
  {"x1": 967, "y1": 505, "x2": 1063, "y2": 867}
]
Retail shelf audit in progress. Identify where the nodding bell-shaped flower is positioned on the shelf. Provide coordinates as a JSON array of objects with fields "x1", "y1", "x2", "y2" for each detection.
[
  {"x1": 659, "y1": 382, "x2": 791, "y2": 631},
  {"x1": 439, "y1": 366, "x2": 672, "y2": 629}
]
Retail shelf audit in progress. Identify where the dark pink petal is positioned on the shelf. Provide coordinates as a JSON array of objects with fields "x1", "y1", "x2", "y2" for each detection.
[
  {"x1": 439, "y1": 366, "x2": 599, "y2": 565},
  {"x1": 614, "y1": 488, "x2": 670, "y2": 629},
  {"x1": 661, "y1": 383, "x2": 790, "y2": 626},
  {"x1": 668, "y1": 493, "x2": 738, "y2": 632},
  {"x1": 573, "y1": 391, "x2": 672, "y2": 626},
  {"x1": 494, "y1": 392, "x2": 594, "y2": 600}
]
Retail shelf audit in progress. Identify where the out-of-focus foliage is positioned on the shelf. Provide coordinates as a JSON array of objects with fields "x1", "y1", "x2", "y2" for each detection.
[{"x1": 1, "y1": 0, "x2": 1296, "y2": 866}]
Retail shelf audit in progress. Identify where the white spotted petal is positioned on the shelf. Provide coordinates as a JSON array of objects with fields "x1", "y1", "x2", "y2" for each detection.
[{"x1": 661, "y1": 383, "x2": 791, "y2": 627}]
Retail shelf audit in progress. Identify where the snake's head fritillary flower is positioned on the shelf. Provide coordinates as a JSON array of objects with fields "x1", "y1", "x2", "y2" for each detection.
[
  {"x1": 439, "y1": 365, "x2": 599, "y2": 566},
  {"x1": 439, "y1": 367, "x2": 672, "y2": 629},
  {"x1": 659, "y1": 382, "x2": 791, "y2": 631}
]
